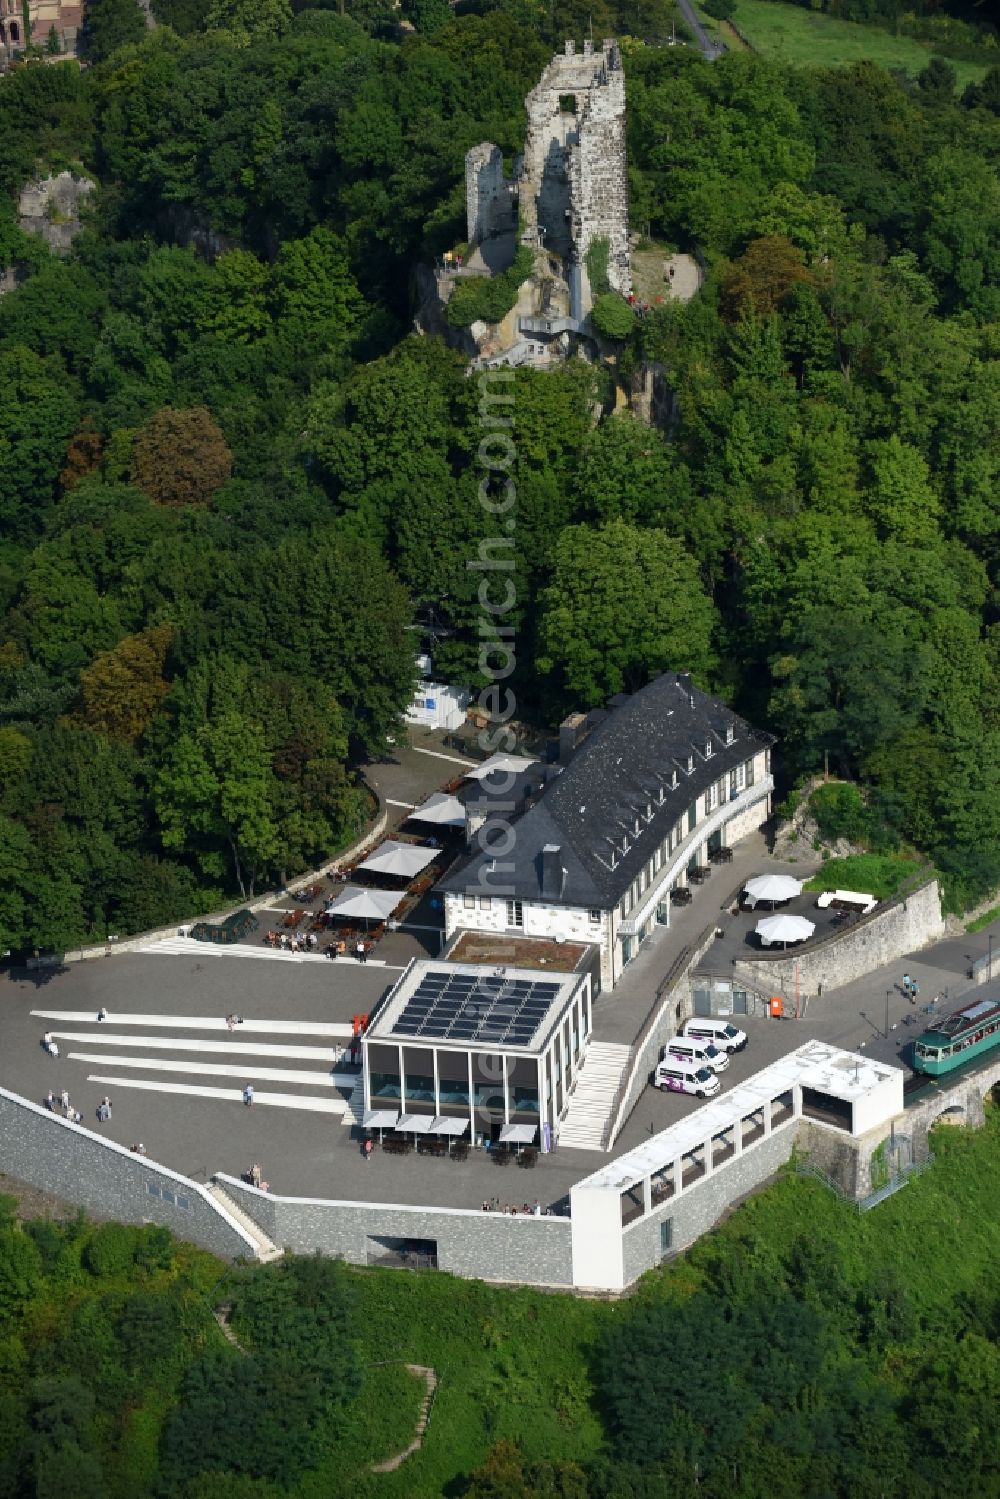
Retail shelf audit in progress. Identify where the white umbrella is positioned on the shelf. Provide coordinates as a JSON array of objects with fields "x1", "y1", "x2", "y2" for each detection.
[
  {"x1": 363, "y1": 1108, "x2": 398, "y2": 1142},
  {"x1": 356, "y1": 840, "x2": 435, "y2": 879},
  {"x1": 744, "y1": 874, "x2": 803, "y2": 908},
  {"x1": 755, "y1": 914, "x2": 815, "y2": 947},
  {"x1": 465, "y1": 753, "x2": 536, "y2": 780},
  {"x1": 325, "y1": 885, "x2": 401, "y2": 923},
  {"x1": 409, "y1": 792, "x2": 466, "y2": 828},
  {"x1": 499, "y1": 1122, "x2": 537, "y2": 1146}
]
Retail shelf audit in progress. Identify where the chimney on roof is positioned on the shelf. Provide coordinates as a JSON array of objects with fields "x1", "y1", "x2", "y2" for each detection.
[
  {"x1": 540, "y1": 844, "x2": 566, "y2": 900},
  {"x1": 679, "y1": 671, "x2": 694, "y2": 709},
  {"x1": 559, "y1": 711, "x2": 587, "y2": 765}
]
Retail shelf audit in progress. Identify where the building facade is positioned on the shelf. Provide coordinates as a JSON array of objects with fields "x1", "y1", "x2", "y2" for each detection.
[
  {"x1": 0, "y1": 0, "x2": 82, "y2": 57},
  {"x1": 439, "y1": 673, "x2": 775, "y2": 991}
]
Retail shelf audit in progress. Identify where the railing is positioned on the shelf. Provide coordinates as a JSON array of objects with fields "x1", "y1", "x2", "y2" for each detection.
[
  {"x1": 795, "y1": 1154, "x2": 934, "y2": 1212},
  {"x1": 600, "y1": 926, "x2": 715, "y2": 1151},
  {"x1": 616, "y1": 776, "x2": 773, "y2": 941}
]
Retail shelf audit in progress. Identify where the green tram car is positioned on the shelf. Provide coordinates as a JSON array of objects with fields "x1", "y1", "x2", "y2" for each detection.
[{"x1": 912, "y1": 997, "x2": 1000, "y2": 1077}]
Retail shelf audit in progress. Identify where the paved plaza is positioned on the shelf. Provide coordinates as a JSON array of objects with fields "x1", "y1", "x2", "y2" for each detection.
[{"x1": 2, "y1": 722, "x2": 999, "y2": 1223}]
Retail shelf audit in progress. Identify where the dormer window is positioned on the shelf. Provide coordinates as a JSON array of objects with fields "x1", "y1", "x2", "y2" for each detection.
[
  {"x1": 705, "y1": 739, "x2": 713, "y2": 758},
  {"x1": 671, "y1": 770, "x2": 678, "y2": 789},
  {"x1": 725, "y1": 724, "x2": 735, "y2": 746},
  {"x1": 686, "y1": 755, "x2": 693, "y2": 774}
]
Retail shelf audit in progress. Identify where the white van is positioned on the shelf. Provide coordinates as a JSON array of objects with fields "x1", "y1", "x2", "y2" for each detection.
[
  {"x1": 663, "y1": 1036, "x2": 729, "y2": 1073},
  {"x1": 682, "y1": 1017, "x2": 748, "y2": 1054},
  {"x1": 653, "y1": 1058, "x2": 721, "y2": 1098}
]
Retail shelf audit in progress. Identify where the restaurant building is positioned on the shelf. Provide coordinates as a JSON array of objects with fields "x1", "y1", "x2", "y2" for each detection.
[
  {"x1": 362, "y1": 959, "x2": 593, "y2": 1146},
  {"x1": 439, "y1": 672, "x2": 776, "y2": 990}
]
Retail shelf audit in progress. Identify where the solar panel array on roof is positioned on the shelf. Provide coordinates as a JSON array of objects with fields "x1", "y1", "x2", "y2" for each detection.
[{"x1": 391, "y1": 969, "x2": 562, "y2": 1048}]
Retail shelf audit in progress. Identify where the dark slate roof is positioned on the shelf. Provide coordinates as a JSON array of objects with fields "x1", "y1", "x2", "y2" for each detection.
[{"x1": 438, "y1": 673, "x2": 775, "y2": 910}]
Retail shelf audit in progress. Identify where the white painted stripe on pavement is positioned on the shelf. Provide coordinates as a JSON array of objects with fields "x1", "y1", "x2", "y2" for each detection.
[
  {"x1": 84, "y1": 1076, "x2": 347, "y2": 1112},
  {"x1": 69, "y1": 1053, "x2": 354, "y2": 1087},
  {"x1": 32, "y1": 1011, "x2": 355, "y2": 1036},
  {"x1": 385, "y1": 798, "x2": 418, "y2": 809},
  {"x1": 398, "y1": 922, "x2": 445, "y2": 935},
  {"x1": 135, "y1": 940, "x2": 400, "y2": 969},
  {"x1": 411, "y1": 747, "x2": 476, "y2": 766},
  {"x1": 51, "y1": 1033, "x2": 347, "y2": 1060}
]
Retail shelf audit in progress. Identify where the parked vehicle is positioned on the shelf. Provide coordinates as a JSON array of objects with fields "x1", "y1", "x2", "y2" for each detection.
[
  {"x1": 682, "y1": 1018, "x2": 748, "y2": 1053},
  {"x1": 663, "y1": 1036, "x2": 729, "y2": 1073},
  {"x1": 653, "y1": 1058, "x2": 721, "y2": 1098}
]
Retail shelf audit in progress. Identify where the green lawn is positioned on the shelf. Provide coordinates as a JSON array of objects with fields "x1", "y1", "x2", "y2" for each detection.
[
  {"x1": 803, "y1": 853, "x2": 927, "y2": 900},
  {"x1": 696, "y1": 0, "x2": 989, "y2": 90}
]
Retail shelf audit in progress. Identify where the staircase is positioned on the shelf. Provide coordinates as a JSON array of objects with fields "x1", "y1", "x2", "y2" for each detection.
[
  {"x1": 341, "y1": 1074, "x2": 365, "y2": 1129},
  {"x1": 558, "y1": 1042, "x2": 631, "y2": 1151},
  {"x1": 206, "y1": 1183, "x2": 283, "y2": 1263}
]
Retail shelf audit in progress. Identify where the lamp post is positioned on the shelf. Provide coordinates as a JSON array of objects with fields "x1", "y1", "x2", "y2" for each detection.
[{"x1": 885, "y1": 989, "x2": 891, "y2": 1041}]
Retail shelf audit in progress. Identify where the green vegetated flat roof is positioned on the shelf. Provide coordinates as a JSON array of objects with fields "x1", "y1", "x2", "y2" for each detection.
[{"x1": 701, "y1": 0, "x2": 989, "y2": 90}]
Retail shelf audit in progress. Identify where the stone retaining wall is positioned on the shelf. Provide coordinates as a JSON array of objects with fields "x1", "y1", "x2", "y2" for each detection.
[
  {"x1": 0, "y1": 1087, "x2": 254, "y2": 1261},
  {"x1": 733, "y1": 878, "x2": 944, "y2": 999},
  {"x1": 217, "y1": 1175, "x2": 574, "y2": 1287}
]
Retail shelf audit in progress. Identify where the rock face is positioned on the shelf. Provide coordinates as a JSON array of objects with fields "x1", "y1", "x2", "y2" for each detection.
[
  {"x1": 18, "y1": 171, "x2": 95, "y2": 254},
  {"x1": 465, "y1": 40, "x2": 630, "y2": 320}
]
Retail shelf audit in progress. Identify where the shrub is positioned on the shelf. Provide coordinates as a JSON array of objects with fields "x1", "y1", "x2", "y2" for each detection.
[
  {"x1": 585, "y1": 236, "x2": 611, "y2": 297},
  {"x1": 808, "y1": 782, "x2": 869, "y2": 845},
  {"x1": 703, "y1": 0, "x2": 736, "y2": 17},
  {"x1": 83, "y1": 1223, "x2": 136, "y2": 1279},
  {"x1": 446, "y1": 245, "x2": 534, "y2": 328},
  {"x1": 590, "y1": 292, "x2": 636, "y2": 340}
]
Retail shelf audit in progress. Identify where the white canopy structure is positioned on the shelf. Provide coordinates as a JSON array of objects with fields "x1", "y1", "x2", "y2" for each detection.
[
  {"x1": 398, "y1": 1113, "x2": 434, "y2": 1134},
  {"x1": 325, "y1": 886, "x2": 401, "y2": 922},
  {"x1": 465, "y1": 753, "x2": 537, "y2": 781},
  {"x1": 363, "y1": 1109, "x2": 398, "y2": 1131},
  {"x1": 744, "y1": 874, "x2": 803, "y2": 907},
  {"x1": 500, "y1": 1122, "x2": 538, "y2": 1145},
  {"x1": 755, "y1": 913, "x2": 815, "y2": 947},
  {"x1": 408, "y1": 792, "x2": 467, "y2": 828},
  {"x1": 430, "y1": 1116, "x2": 468, "y2": 1136},
  {"x1": 356, "y1": 840, "x2": 436, "y2": 879}
]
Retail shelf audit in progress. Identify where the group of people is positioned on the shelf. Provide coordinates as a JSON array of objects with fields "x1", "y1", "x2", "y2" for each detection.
[
  {"x1": 44, "y1": 1087, "x2": 113, "y2": 1127},
  {"x1": 902, "y1": 973, "x2": 921, "y2": 1002},
  {"x1": 44, "y1": 1088, "x2": 82, "y2": 1123},
  {"x1": 481, "y1": 1198, "x2": 544, "y2": 1216},
  {"x1": 245, "y1": 1162, "x2": 269, "y2": 1191},
  {"x1": 264, "y1": 930, "x2": 321, "y2": 953}
]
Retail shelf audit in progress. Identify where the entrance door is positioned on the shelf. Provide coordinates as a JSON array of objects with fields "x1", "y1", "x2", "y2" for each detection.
[
  {"x1": 693, "y1": 987, "x2": 711, "y2": 1017},
  {"x1": 733, "y1": 989, "x2": 748, "y2": 1016},
  {"x1": 622, "y1": 936, "x2": 633, "y2": 965}
]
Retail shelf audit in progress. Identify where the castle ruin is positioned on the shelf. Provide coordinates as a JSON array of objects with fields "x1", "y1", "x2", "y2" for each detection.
[{"x1": 465, "y1": 39, "x2": 630, "y2": 320}]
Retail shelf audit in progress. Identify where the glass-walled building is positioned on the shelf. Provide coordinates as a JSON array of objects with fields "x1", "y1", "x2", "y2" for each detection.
[{"x1": 362, "y1": 960, "x2": 592, "y2": 1147}]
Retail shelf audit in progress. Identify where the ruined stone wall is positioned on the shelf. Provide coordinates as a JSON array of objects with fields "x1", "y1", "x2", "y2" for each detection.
[
  {"x1": 519, "y1": 40, "x2": 630, "y2": 309},
  {"x1": 465, "y1": 143, "x2": 514, "y2": 251}
]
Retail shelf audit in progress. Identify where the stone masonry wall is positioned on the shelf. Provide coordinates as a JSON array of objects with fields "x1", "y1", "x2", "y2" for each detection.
[
  {"x1": 218, "y1": 1175, "x2": 574, "y2": 1287},
  {"x1": 733, "y1": 879, "x2": 944, "y2": 1000},
  {"x1": 0, "y1": 1087, "x2": 256, "y2": 1261},
  {"x1": 465, "y1": 143, "x2": 514, "y2": 251},
  {"x1": 622, "y1": 1125, "x2": 795, "y2": 1286}
]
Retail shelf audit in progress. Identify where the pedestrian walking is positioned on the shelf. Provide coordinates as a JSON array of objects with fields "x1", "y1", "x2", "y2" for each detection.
[
  {"x1": 533, "y1": 1200, "x2": 541, "y2": 1216},
  {"x1": 251, "y1": 1162, "x2": 262, "y2": 1188},
  {"x1": 902, "y1": 973, "x2": 912, "y2": 997},
  {"x1": 42, "y1": 1032, "x2": 58, "y2": 1057},
  {"x1": 72, "y1": 1110, "x2": 82, "y2": 1125},
  {"x1": 363, "y1": 1137, "x2": 374, "y2": 1163},
  {"x1": 45, "y1": 1091, "x2": 55, "y2": 1111},
  {"x1": 60, "y1": 1088, "x2": 70, "y2": 1111},
  {"x1": 355, "y1": 941, "x2": 366, "y2": 964},
  {"x1": 243, "y1": 1083, "x2": 254, "y2": 1107},
  {"x1": 226, "y1": 1013, "x2": 237, "y2": 1032},
  {"x1": 97, "y1": 1097, "x2": 111, "y2": 1123},
  {"x1": 97, "y1": 1007, "x2": 108, "y2": 1023}
]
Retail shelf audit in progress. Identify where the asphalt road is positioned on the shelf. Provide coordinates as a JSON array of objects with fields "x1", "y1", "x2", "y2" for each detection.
[{"x1": 676, "y1": 0, "x2": 726, "y2": 60}]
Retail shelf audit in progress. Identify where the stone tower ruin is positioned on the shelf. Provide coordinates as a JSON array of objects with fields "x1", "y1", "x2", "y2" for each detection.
[{"x1": 465, "y1": 39, "x2": 630, "y2": 320}]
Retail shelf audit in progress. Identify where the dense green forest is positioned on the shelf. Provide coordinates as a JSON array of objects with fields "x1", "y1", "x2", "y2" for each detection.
[
  {"x1": 0, "y1": 6, "x2": 999, "y2": 951},
  {"x1": 4, "y1": 1108, "x2": 1000, "y2": 1495}
]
